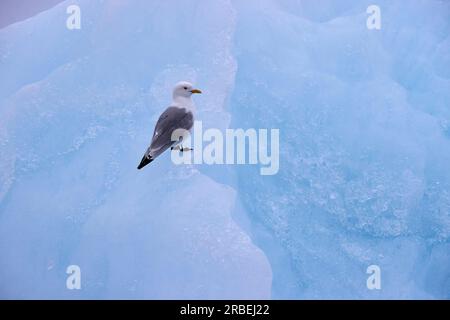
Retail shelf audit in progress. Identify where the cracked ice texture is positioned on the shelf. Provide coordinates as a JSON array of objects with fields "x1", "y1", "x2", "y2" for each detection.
[{"x1": 230, "y1": 0, "x2": 450, "y2": 298}]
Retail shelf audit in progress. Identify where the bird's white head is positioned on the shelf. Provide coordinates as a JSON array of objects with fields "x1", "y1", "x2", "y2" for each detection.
[{"x1": 172, "y1": 81, "x2": 202, "y2": 100}]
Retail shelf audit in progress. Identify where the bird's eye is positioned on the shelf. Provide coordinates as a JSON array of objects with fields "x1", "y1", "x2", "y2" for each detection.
[{"x1": 183, "y1": 87, "x2": 188, "y2": 90}]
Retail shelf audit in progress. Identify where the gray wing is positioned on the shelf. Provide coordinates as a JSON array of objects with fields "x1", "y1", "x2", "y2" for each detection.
[{"x1": 146, "y1": 106, "x2": 193, "y2": 159}]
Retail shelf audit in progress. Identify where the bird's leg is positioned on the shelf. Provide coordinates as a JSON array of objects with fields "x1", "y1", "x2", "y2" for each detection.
[{"x1": 170, "y1": 144, "x2": 192, "y2": 152}]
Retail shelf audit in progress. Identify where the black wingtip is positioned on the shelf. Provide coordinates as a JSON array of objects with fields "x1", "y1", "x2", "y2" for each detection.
[{"x1": 137, "y1": 155, "x2": 153, "y2": 170}]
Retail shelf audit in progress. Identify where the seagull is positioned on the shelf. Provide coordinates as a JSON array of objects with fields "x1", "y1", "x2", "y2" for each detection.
[{"x1": 137, "y1": 81, "x2": 202, "y2": 169}]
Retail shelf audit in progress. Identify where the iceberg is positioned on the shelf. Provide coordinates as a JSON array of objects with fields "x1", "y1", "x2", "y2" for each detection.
[
  {"x1": 230, "y1": 0, "x2": 450, "y2": 299},
  {"x1": 0, "y1": 0, "x2": 449, "y2": 299},
  {"x1": 0, "y1": 0, "x2": 271, "y2": 299}
]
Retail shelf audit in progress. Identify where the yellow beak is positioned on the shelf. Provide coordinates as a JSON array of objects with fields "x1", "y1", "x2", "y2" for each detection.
[{"x1": 190, "y1": 89, "x2": 202, "y2": 94}]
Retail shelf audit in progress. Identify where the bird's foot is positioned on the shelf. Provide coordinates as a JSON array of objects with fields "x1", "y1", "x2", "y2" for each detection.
[{"x1": 171, "y1": 145, "x2": 192, "y2": 153}]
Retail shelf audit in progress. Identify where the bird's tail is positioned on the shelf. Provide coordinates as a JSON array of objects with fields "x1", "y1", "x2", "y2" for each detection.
[{"x1": 137, "y1": 154, "x2": 154, "y2": 170}]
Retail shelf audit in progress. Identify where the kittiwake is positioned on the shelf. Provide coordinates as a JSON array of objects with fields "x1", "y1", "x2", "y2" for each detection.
[{"x1": 137, "y1": 81, "x2": 202, "y2": 169}]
